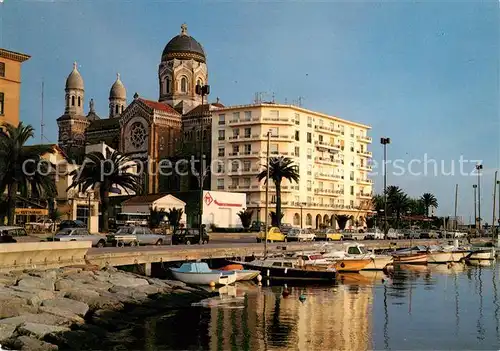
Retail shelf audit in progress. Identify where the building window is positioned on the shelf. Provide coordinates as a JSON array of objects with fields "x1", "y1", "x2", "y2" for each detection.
[
  {"x1": 232, "y1": 112, "x2": 240, "y2": 122},
  {"x1": 307, "y1": 116, "x2": 312, "y2": 127},
  {"x1": 350, "y1": 186, "x2": 354, "y2": 195},
  {"x1": 217, "y1": 163, "x2": 224, "y2": 173},
  {"x1": 306, "y1": 214, "x2": 312, "y2": 226},
  {"x1": 318, "y1": 135, "x2": 323, "y2": 142},
  {"x1": 270, "y1": 110, "x2": 279, "y2": 118},
  {"x1": 295, "y1": 113, "x2": 300, "y2": 125},
  {"x1": 219, "y1": 114, "x2": 225, "y2": 125},
  {"x1": 78, "y1": 96, "x2": 81, "y2": 107},
  {"x1": 231, "y1": 161, "x2": 240, "y2": 172},
  {"x1": 244, "y1": 128, "x2": 251, "y2": 138},
  {"x1": 350, "y1": 171, "x2": 354, "y2": 181},
  {"x1": 318, "y1": 181, "x2": 324, "y2": 190},
  {"x1": 115, "y1": 105, "x2": 119, "y2": 114},
  {"x1": 271, "y1": 195, "x2": 276, "y2": 204},
  {"x1": 350, "y1": 142, "x2": 354, "y2": 152},
  {"x1": 243, "y1": 161, "x2": 251, "y2": 171},
  {"x1": 307, "y1": 148, "x2": 312, "y2": 160},
  {"x1": 232, "y1": 178, "x2": 239, "y2": 187},
  {"x1": 217, "y1": 179, "x2": 224, "y2": 190},
  {"x1": 181, "y1": 77, "x2": 188, "y2": 93},
  {"x1": 243, "y1": 177, "x2": 250, "y2": 187},
  {"x1": 269, "y1": 127, "x2": 278, "y2": 137},
  {"x1": 350, "y1": 127, "x2": 355, "y2": 137},
  {"x1": 270, "y1": 143, "x2": 279, "y2": 155},
  {"x1": 295, "y1": 131, "x2": 300, "y2": 141},
  {"x1": 244, "y1": 111, "x2": 252, "y2": 121},
  {"x1": 350, "y1": 200, "x2": 355, "y2": 207},
  {"x1": 244, "y1": 144, "x2": 251, "y2": 155},
  {"x1": 0, "y1": 62, "x2": 4, "y2": 77},
  {"x1": 166, "y1": 78, "x2": 171, "y2": 93},
  {"x1": 71, "y1": 96, "x2": 75, "y2": 106},
  {"x1": 218, "y1": 147, "x2": 224, "y2": 157},
  {"x1": 294, "y1": 146, "x2": 300, "y2": 157},
  {"x1": 319, "y1": 119, "x2": 324, "y2": 126},
  {"x1": 0, "y1": 93, "x2": 4, "y2": 115},
  {"x1": 233, "y1": 128, "x2": 240, "y2": 138},
  {"x1": 307, "y1": 180, "x2": 311, "y2": 191},
  {"x1": 218, "y1": 130, "x2": 225, "y2": 141},
  {"x1": 232, "y1": 145, "x2": 239, "y2": 155},
  {"x1": 307, "y1": 165, "x2": 311, "y2": 175},
  {"x1": 307, "y1": 133, "x2": 312, "y2": 143},
  {"x1": 293, "y1": 213, "x2": 300, "y2": 226},
  {"x1": 197, "y1": 78, "x2": 202, "y2": 87}
]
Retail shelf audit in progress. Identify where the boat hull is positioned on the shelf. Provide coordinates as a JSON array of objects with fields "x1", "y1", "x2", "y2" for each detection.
[
  {"x1": 236, "y1": 261, "x2": 336, "y2": 281},
  {"x1": 170, "y1": 270, "x2": 236, "y2": 285},
  {"x1": 362, "y1": 256, "x2": 393, "y2": 270},
  {"x1": 467, "y1": 249, "x2": 495, "y2": 261},
  {"x1": 393, "y1": 252, "x2": 428, "y2": 264},
  {"x1": 234, "y1": 270, "x2": 261, "y2": 281},
  {"x1": 428, "y1": 251, "x2": 454, "y2": 264},
  {"x1": 332, "y1": 259, "x2": 371, "y2": 272}
]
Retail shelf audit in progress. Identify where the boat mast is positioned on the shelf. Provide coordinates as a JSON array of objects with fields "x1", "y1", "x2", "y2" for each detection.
[
  {"x1": 454, "y1": 184, "x2": 458, "y2": 231},
  {"x1": 492, "y1": 171, "x2": 497, "y2": 242}
]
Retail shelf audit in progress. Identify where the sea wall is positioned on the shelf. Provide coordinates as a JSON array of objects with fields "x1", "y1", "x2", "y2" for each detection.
[{"x1": 0, "y1": 265, "x2": 213, "y2": 350}]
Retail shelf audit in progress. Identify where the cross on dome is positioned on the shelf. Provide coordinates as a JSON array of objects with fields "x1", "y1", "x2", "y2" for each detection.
[{"x1": 180, "y1": 23, "x2": 188, "y2": 35}]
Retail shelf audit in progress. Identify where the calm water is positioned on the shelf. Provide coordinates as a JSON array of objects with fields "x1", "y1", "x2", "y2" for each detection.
[{"x1": 131, "y1": 262, "x2": 500, "y2": 350}]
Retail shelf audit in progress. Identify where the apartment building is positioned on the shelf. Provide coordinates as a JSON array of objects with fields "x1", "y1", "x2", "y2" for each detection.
[
  {"x1": 0, "y1": 48, "x2": 31, "y2": 127},
  {"x1": 210, "y1": 103, "x2": 373, "y2": 229}
]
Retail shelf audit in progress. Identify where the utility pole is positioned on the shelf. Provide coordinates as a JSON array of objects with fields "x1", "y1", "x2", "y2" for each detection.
[
  {"x1": 454, "y1": 184, "x2": 458, "y2": 231},
  {"x1": 380, "y1": 137, "x2": 391, "y2": 238},
  {"x1": 476, "y1": 164, "x2": 483, "y2": 231},
  {"x1": 473, "y1": 184, "x2": 477, "y2": 232},
  {"x1": 264, "y1": 130, "x2": 271, "y2": 257}
]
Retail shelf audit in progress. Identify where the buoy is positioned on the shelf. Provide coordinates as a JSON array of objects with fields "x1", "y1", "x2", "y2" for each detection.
[
  {"x1": 299, "y1": 294, "x2": 306, "y2": 302},
  {"x1": 257, "y1": 275, "x2": 262, "y2": 282},
  {"x1": 209, "y1": 281, "x2": 216, "y2": 287},
  {"x1": 282, "y1": 289, "x2": 290, "y2": 298}
]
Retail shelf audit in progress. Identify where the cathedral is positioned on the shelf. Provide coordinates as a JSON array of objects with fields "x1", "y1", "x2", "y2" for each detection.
[{"x1": 57, "y1": 24, "x2": 218, "y2": 194}]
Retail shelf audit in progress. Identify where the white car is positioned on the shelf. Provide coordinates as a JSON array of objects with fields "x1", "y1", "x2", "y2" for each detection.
[{"x1": 286, "y1": 228, "x2": 316, "y2": 242}]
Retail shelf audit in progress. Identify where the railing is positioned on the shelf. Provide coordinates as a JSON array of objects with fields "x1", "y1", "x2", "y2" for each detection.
[
  {"x1": 314, "y1": 125, "x2": 342, "y2": 135},
  {"x1": 357, "y1": 135, "x2": 372, "y2": 143},
  {"x1": 356, "y1": 178, "x2": 373, "y2": 184},
  {"x1": 357, "y1": 150, "x2": 373, "y2": 157}
]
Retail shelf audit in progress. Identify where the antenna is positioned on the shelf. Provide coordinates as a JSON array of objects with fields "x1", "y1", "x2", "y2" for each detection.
[
  {"x1": 41, "y1": 80, "x2": 45, "y2": 144},
  {"x1": 298, "y1": 96, "x2": 305, "y2": 107},
  {"x1": 271, "y1": 92, "x2": 275, "y2": 103}
]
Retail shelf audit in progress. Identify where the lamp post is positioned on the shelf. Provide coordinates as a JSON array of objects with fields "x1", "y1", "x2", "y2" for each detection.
[
  {"x1": 380, "y1": 137, "x2": 391, "y2": 238},
  {"x1": 473, "y1": 184, "x2": 477, "y2": 233},
  {"x1": 195, "y1": 83, "x2": 210, "y2": 245},
  {"x1": 264, "y1": 130, "x2": 271, "y2": 257},
  {"x1": 476, "y1": 164, "x2": 483, "y2": 232}
]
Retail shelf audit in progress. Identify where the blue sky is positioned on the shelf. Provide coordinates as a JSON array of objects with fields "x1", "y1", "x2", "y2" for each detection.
[{"x1": 1, "y1": 1, "x2": 498, "y2": 221}]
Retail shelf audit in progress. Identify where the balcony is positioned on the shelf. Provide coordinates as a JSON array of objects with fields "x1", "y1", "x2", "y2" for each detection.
[
  {"x1": 356, "y1": 178, "x2": 373, "y2": 185},
  {"x1": 314, "y1": 124, "x2": 342, "y2": 136},
  {"x1": 356, "y1": 135, "x2": 372, "y2": 143},
  {"x1": 357, "y1": 164, "x2": 373, "y2": 172},
  {"x1": 357, "y1": 150, "x2": 373, "y2": 157},
  {"x1": 357, "y1": 192, "x2": 373, "y2": 199},
  {"x1": 261, "y1": 117, "x2": 293, "y2": 125},
  {"x1": 227, "y1": 117, "x2": 260, "y2": 126},
  {"x1": 314, "y1": 188, "x2": 342, "y2": 195},
  {"x1": 314, "y1": 157, "x2": 342, "y2": 166},
  {"x1": 262, "y1": 134, "x2": 294, "y2": 141},
  {"x1": 315, "y1": 172, "x2": 343, "y2": 181},
  {"x1": 315, "y1": 141, "x2": 341, "y2": 152}
]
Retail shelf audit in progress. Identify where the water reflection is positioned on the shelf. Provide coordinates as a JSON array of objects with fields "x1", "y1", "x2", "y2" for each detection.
[{"x1": 129, "y1": 263, "x2": 500, "y2": 351}]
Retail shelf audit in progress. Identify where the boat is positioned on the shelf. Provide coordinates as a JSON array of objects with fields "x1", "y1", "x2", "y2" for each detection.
[
  {"x1": 392, "y1": 246, "x2": 429, "y2": 264},
  {"x1": 218, "y1": 264, "x2": 261, "y2": 281},
  {"x1": 319, "y1": 242, "x2": 393, "y2": 270},
  {"x1": 331, "y1": 258, "x2": 372, "y2": 272},
  {"x1": 170, "y1": 262, "x2": 237, "y2": 286},
  {"x1": 230, "y1": 257, "x2": 336, "y2": 282},
  {"x1": 427, "y1": 245, "x2": 471, "y2": 263},
  {"x1": 466, "y1": 248, "x2": 495, "y2": 261}
]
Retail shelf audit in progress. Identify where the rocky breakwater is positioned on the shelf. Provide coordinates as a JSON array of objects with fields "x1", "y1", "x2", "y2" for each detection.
[{"x1": 0, "y1": 265, "x2": 212, "y2": 350}]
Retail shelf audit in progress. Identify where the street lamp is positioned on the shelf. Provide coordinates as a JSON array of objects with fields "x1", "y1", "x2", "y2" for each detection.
[
  {"x1": 473, "y1": 184, "x2": 477, "y2": 232},
  {"x1": 264, "y1": 130, "x2": 271, "y2": 257},
  {"x1": 195, "y1": 83, "x2": 210, "y2": 245},
  {"x1": 380, "y1": 137, "x2": 391, "y2": 238},
  {"x1": 476, "y1": 164, "x2": 483, "y2": 231}
]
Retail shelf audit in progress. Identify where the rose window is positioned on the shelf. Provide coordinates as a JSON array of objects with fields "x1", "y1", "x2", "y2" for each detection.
[{"x1": 130, "y1": 122, "x2": 147, "y2": 149}]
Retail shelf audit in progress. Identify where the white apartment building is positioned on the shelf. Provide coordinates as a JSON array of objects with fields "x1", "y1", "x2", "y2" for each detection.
[{"x1": 210, "y1": 103, "x2": 373, "y2": 229}]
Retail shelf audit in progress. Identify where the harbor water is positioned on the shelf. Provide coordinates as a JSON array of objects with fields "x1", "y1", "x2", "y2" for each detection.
[{"x1": 128, "y1": 261, "x2": 500, "y2": 350}]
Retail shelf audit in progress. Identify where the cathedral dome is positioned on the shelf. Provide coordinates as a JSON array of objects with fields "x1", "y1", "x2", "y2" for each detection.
[
  {"x1": 65, "y1": 62, "x2": 84, "y2": 90},
  {"x1": 161, "y1": 24, "x2": 206, "y2": 63},
  {"x1": 109, "y1": 73, "x2": 126, "y2": 99}
]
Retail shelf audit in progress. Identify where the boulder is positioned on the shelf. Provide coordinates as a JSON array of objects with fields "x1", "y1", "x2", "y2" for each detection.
[
  {"x1": 17, "y1": 277, "x2": 55, "y2": 291},
  {"x1": 3, "y1": 335, "x2": 59, "y2": 351},
  {"x1": 133, "y1": 284, "x2": 162, "y2": 295},
  {"x1": 0, "y1": 324, "x2": 16, "y2": 342},
  {"x1": 63, "y1": 289, "x2": 99, "y2": 305},
  {"x1": 163, "y1": 279, "x2": 186, "y2": 288},
  {"x1": 0, "y1": 273, "x2": 17, "y2": 286},
  {"x1": 41, "y1": 298, "x2": 89, "y2": 317},
  {"x1": 90, "y1": 291, "x2": 127, "y2": 310},
  {"x1": 16, "y1": 322, "x2": 69, "y2": 339},
  {"x1": 28, "y1": 270, "x2": 59, "y2": 281},
  {"x1": 108, "y1": 286, "x2": 148, "y2": 300},
  {"x1": 107, "y1": 275, "x2": 149, "y2": 288},
  {"x1": 0, "y1": 313, "x2": 71, "y2": 327},
  {"x1": 38, "y1": 306, "x2": 85, "y2": 325},
  {"x1": 9, "y1": 286, "x2": 55, "y2": 306},
  {"x1": 0, "y1": 296, "x2": 35, "y2": 318}
]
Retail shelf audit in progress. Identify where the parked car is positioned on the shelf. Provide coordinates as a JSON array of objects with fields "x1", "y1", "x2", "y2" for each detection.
[
  {"x1": 26, "y1": 219, "x2": 54, "y2": 232},
  {"x1": 286, "y1": 228, "x2": 315, "y2": 242},
  {"x1": 58, "y1": 220, "x2": 86, "y2": 230},
  {"x1": 0, "y1": 226, "x2": 42, "y2": 243},
  {"x1": 250, "y1": 221, "x2": 265, "y2": 232},
  {"x1": 386, "y1": 229, "x2": 405, "y2": 239},
  {"x1": 256, "y1": 227, "x2": 286, "y2": 243},
  {"x1": 106, "y1": 227, "x2": 139, "y2": 247},
  {"x1": 48, "y1": 228, "x2": 107, "y2": 247},
  {"x1": 315, "y1": 228, "x2": 344, "y2": 241},
  {"x1": 113, "y1": 226, "x2": 168, "y2": 245},
  {"x1": 172, "y1": 228, "x2": 209, "y2": 245},
  {"x1": 280, "y1": 223, "x2": 293, "y2": 235}
]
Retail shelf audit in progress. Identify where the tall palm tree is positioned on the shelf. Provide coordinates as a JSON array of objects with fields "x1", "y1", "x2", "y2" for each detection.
[
  {"x1": 421, "y1": 193, "x2": 438, "y2": 217},
  {"x1": 257, "y1": 156, "x2": 299, "y2": 227},
  {"x1": 389, "y1": 192, "x2": 410, "y2": 228},
  {"x1": 0, "y1": 123, "x2": 57, "y2": 224},
  {"x1": 69, "y1": 150, "x2": 141, "y2": 233}
]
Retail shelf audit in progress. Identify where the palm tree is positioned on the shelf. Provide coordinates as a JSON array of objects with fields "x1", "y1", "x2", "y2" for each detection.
[
  {"x1": 421, "y1": 193, "x2": 438, "y2": 217},
  {"x1": 372, "y1": 194, "x2": 385, "y2": 213},
  {"x1": 166, "y1": 207, "x2": 183, "y2": 231},
  {"x1": 237, "y1": 209, "x2": 253, "y2": 230},
  {"x1": 335, "y1": 214, "x2": 354, "y2": 230},
  {"x1": 0, "y1": 123, "x2": 57, "y2": 224},
  {"x1": 269, "y1": 211, "x2": 284, "y2": 227},
  {"x1": 257, "y1": 156, "x2": 299, "y2": 227},
  {"x1": 389, "y1": 192, "x2": 410, "y2": 228},
  {"x1": 69, "y1": 150, "x2": 141, "y2": 233}
]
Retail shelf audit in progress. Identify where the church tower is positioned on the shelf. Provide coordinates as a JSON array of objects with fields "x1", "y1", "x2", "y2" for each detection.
[
  {"x1": 158, "y1": 24, "x2": 208, "y2": 114},
  {"x1": 109, "y1": 73, "x2": 127, "y2": 118},
  {"x1": 57, "y1": 62, "x2": 90, "y2": 159}
]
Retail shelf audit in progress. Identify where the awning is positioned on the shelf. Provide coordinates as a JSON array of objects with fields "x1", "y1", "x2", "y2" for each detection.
[{"x1": 15, "y1": 208, "x2": 48, "y2": 216}]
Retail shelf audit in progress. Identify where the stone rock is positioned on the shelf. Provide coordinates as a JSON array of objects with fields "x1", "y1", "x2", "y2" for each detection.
[
  {"x1": 145, "y1": 277, "x2": 173, "y2": 289},
  {"x1": 0, "y1": 296, "x2": 35, "y2": 318},
  {"x1": 41, "y1": 298, "x2": 89, "y2": 317},
  {"x1": 107, "y1": 275, "x2": 149, "y2": 288},
  {"x1": 0, "y1": 313, "x2": 70, "y2": 327},
  {"x1": 91, "y1": 291, "x2": 127, "y2": 310},
  {"x1": 0, "y1": 324, "x2": 16, "y2": 342},
  {"x1": 18, "y1": 277, "x2": 55, "y2": 291},
  {"x1": 133, "y1": 284, "x2": 162, "y2": 295},
  {"x1": 0, "y1": 273, "x2": 17, "y2": 286},
  {"x1": 10, "y1": 286, "x2": 55, "y2": 306},
  {"x1": 17, "y1": 322, "x2": 69, "y2": 339},
  {"x1": 28, "y1": 270, "x2": 59, "y2": 281},
  {"x1": 38, "y1": 306, "x2": 85, "y2": 325},
  {"x1": 64, "y1": 289, "x2": 100, "y2": 305},
  {"x1": 108, "y1": 286, "x2": 148, "y2": 300},
  {"x1": 163, "y1": 279, "x2": 186, "y2": 288},
  {"x1": 3, "y1": 335, "x2": 59, "y2": 351}
]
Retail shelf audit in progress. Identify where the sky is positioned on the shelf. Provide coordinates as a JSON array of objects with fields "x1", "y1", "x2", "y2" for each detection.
[{"x1": 0, "y1": 1, "x2": 499, "y2": 222}]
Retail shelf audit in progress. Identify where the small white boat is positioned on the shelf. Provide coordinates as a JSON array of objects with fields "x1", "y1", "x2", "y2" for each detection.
[
  {"x1": 466, "y1": 248, "x2": 495, "y2": 261},
  {"x1": 392, "y1": 246, "x2": 429, "y2": 265},
  {"x1": 218, "y1": 264, "x2": 261, "y2": 281},
  {"x1": 427, "y1": 245, "x2": 471, "y2": 263},
  {"x1": 320, "y1": 242, "x2": 393, "y2": 270},
  {"x1": 170, "y1": 262, "x2": 237, "y2": 286}
]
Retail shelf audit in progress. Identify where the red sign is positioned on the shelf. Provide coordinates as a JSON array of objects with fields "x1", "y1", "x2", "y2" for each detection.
[{"x1": 204, "y1": 192, "x2": 214, "y2": 206}]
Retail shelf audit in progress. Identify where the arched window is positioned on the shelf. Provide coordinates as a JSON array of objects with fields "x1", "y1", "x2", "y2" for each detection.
[
  {"x1": 166, "y1": 78, "x2": 171, "y2": 93},
  {"x1": 293, "y1": 213, "x2": 300, "y2": 226},
  {"x1": 181, "y1": 77, "x2": 188, "y2": 93},
  {"x1": 115, "y1": 105, "x2": 119, "y2": 114},
  {"x1": 197, "y1": 78, "x2": 202, "y2": 88},
  {"x1": 121, "y1": 106, "x2": 124, "y2": 113},
  {"x1": 77, "y1": 96, "x2": 81, "y2": 107},
  {"x1": 306, "y1": 214, "x2": 312, "y2": 226},
  {"x1": 71, "y1": 96, "x2": 75, "y2": 106},
  {"x1": 323, "y1": 214, "x2": 329, "y2": 226}
]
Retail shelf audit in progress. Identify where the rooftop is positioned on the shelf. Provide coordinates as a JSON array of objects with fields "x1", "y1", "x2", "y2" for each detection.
[{"x1": 0, "y1": 48, "x2": 31, "y2": 63}]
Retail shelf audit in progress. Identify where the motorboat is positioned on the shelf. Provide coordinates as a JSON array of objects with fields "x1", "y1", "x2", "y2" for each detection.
[
  {"x1": 392, "y1": 246, "x2": 429, "y2": 264},
  {"x1": 230, "y1": 257, "x2": 336, "y2": 281},
  {"x1": 170, "y1": 262, "x2": 237, "y2": 286},
  {"x1": 427, "y1": 245, "x2": 471, "y2": 263},
  {"x1": 320, "y1": 242, "x2": 393, "y2": 270},
  {"x1": 466, "y1": 247, "x2": 495, "y2": 261},
  {"x1": 331, "y1": 258, "x2": 372, "y2": 272},
  {"x1": 218, "y1": 264, "x2": 261, "y2": 281}
]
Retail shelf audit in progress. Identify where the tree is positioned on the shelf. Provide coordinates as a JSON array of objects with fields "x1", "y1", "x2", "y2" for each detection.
[
  {"x1": 269, "y1": 211, "x2": 284, "y2": 227},
  {"x1": 421, "y1": 193, "x2": 438, "y2": 217},
  {"x1": 0, "y1": 123, "x2": 57, "y2": 224},
  {"x1": 166, "y1": 207, "x2": 183, "y2": 231},
  {"x1": 257, "y1": 157, "x2": 299, "y2": 227},
  {"x1": 237, "y1": 209, "x2": 253, "y2": 230},
  {"x1": 408, "y1": 197, "x2": 426, "y2": 216},
  {"x1": 69, "y1": 150, "x2": 141, "y2": 233},
  {"x1": 149, "y1": 206, "x2": 167, "y2": 229},
  {"x1": 48, "y1": 208, "x2": 63, "y2": 232},
  {"x1": 372, "y1": 194, "x2": 385, "y2": 213},
  {"x1": 335, "y1": 214, "x2": 353, "y2": 230},
  {"x1": 389, "y1": 192, "x2": 410, "y2": 228}
]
